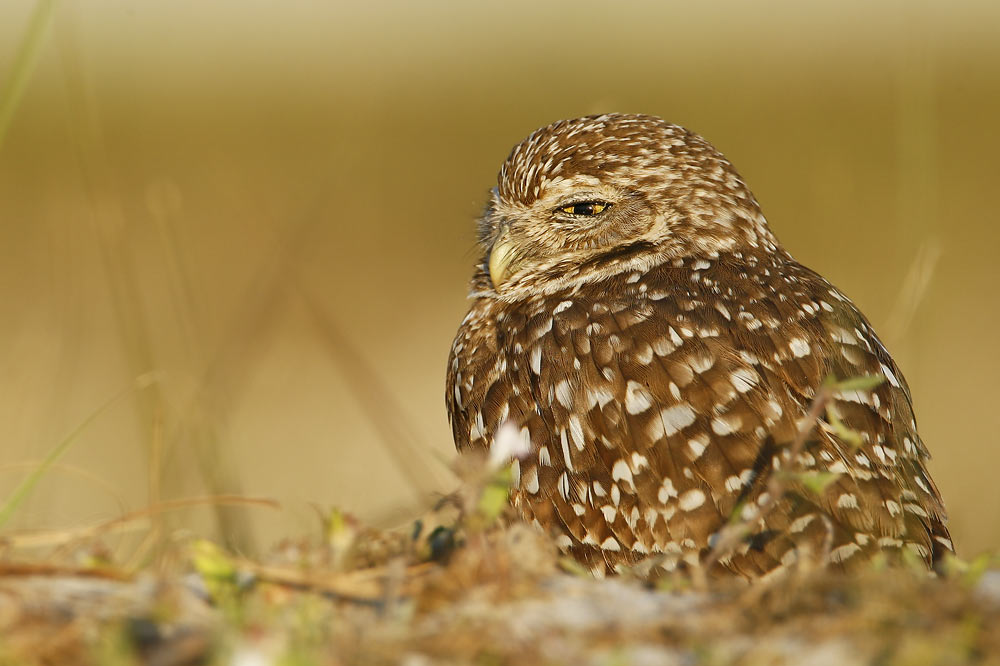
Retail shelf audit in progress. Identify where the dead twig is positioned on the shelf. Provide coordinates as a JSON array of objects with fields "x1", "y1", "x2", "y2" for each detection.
[
  {"x1": 1, "y1": 495, "x2": 279, "y2": 550},
  {"x1": 231, "y1": 557, "x2": 436, "y2": 604},
  {"x1": 703, "y1": 385, "x2": 834, "y2": 570}
]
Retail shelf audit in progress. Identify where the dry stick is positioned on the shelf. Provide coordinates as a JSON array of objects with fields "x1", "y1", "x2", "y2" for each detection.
[
  {"x1": 884, "y1": 238, "x2": 941, "y2": 345},
  {"x1": 231, "y1": 557, "x2": 435, "y2": 604},
  {"x1": 703, "y1": 386, "x2": 834, "y2": 570},
  {"x1": 0, "y1": 561, "x2": 131, "y2": 581},
  {"x1": 2, "y1": 495, "x2": 279, "y2": 551}
]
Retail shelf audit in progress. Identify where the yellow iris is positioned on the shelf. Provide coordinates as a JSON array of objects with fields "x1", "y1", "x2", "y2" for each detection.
[{"x1": 561, "y1": 201, "x2": 608, "y2": 216}]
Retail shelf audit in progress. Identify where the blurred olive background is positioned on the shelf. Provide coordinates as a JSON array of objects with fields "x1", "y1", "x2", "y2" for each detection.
[{"x1": 0, "y1": 1, "x2": 997, "y2": 557}]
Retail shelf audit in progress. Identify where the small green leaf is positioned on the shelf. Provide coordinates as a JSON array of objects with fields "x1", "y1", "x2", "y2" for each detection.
[
  {"x1": 793, "y1": 471, "x2": 841, "y2": 495},
  {"x1": 476, "y1": 464, "x2": 514, "y2": 522},
  {"x1": 825, "y1": 404, "x2": 865, "y2": 448},
  {"x1": 831, "y1": 374, "x2": 886, "y2": 392},
  {"x1": 558, "y1": 556, "x2": 590, "y2": 577},
  {"x1": 191, "y1": 539, "x2": 236, "y2": 583}
]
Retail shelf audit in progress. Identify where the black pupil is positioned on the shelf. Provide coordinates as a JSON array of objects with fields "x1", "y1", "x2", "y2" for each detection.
[{"x1": 573, "y1": 202, "x2": 601, "y2": 215}]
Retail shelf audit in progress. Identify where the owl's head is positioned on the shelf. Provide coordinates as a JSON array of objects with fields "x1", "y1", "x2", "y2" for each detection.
[{"x1": 478, "y1": 114, "x2": 779, "y2": 299}]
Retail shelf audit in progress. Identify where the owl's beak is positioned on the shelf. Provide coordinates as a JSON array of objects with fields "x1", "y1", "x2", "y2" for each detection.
[{"x1": 488, "y1": 226, "x2": 518, "y2": 290}]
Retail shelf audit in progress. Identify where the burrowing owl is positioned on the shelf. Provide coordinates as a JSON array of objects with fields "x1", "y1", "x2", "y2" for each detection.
[{"x1": 446, "y1": 114, "x2": 951, "y2": 578}]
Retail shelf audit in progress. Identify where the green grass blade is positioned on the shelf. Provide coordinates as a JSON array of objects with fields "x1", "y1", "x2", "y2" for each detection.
[
  {"x1": 0, "y1": 0, "x2": 59, "y2": 151},
  {"x1": 0, "y1": 375, "x2": 153, "y2": 530}
]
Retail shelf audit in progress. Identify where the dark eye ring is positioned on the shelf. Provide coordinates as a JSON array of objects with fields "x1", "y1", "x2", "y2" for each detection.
[{"x1": 558, "y1": 201, "x2": 612, "y2": 217}]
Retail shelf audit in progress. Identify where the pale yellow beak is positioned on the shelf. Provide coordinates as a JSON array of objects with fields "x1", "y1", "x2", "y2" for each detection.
[{"x1": 488, "y1": 226, "x2": 518, "y2": 290}]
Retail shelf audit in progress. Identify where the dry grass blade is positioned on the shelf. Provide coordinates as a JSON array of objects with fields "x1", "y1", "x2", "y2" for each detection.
[
  {"x1": 296, "y1": 281, "x2": 450, "y2": 502},
  {"x1": 885, "y1": 238, "x2": 942, "y2": 343},
  {"x1": 232, "y1": 557, "x2": 435, "y2": 603},
  {"x1": 0, "y1": 561, "x2": 131, "y2": 581},
  {"x1": 0, "y1": 378, "x2": 153, "y2": 531},
  {"x1": 2, "y1": 495, "x2": 279, "y2": 550}
]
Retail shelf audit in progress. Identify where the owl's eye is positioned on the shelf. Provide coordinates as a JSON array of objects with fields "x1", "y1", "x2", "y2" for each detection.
[{"x1": 559, "y1": 201, "x2": 611, "y2": 217}]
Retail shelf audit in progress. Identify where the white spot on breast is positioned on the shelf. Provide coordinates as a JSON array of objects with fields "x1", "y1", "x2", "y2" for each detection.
[
  {"x1": 631, "y1": 452, "x2": 650, "y2": 472},
  {"x1": 788, "y1": 337, "x2": 811, "y2": 358},
  {"x1": 559, "y1": 429, "x2": 574, "y2": 472},
  {"x1": 626, "y1": 506, "x2": 640, "y2": 529},
  {"x1": 827, "y1": 460, "x2": 848, "y2": 475},
  {"x1": 634, "y1": 343, "x2": 653, "y2": 365},
  {"x1": 688, "y1": 434, "x2": 709, "y2": 459},
  {"x1": 829, "y1": 327, "x2": 858, "y2": 345},
  {"x1": 837, "y1": 493, "x2": 859, "y2": 509},
  {"x1": 612, "y1": 459, "x2": 634, "y2": 487},
  {"x1": 689, "y1": 352, "x2": 715, "y2": 374},
  {"x1": 538, "y1": 446, "x2": 551, "y2": 466},
  {"x1": 568, "y1": 414, "x2": 586, "y2": 450},
  {"x1": 659, "y1": 404, "x2": 697, "y2": 436},
  {"x1": 830, "y1": 543, "x2": 861, "y2": 563},
  {"x1": 470, "y1": 411, "x2": 485, "y2": 441},
  {"x1": 714, "y1": 302, "x2": 731, "y2": 320},
  {"x1": 836, "y1": 389, "x2": 870, "y2": 405},
  {"x1": 601, "y1": 537, "x2": 622, "y2": 551},
  {"x1": 522, "y1": 466, "x2": 539, "y2": 494},
  {"x1": 558, "y1": 472, "x2": 571, "y2": 500},
  {"x1": 530, "y1": 346, "x2": 542, "y2": 374},
  {"x1": 555, "y1": 379, "x2": 573, "y2": 408},
  {"x1": 880, "y1": 362, "x2": 901, "y2": 388},
  {"x1": 669, "y1": 327, "x2": 684, "y2": 346},
  {"x1": 692, "y1": 259, "x2": 711, "y2": 270},
  {"x1": 600, "y1": 505, "x2": 617, "y2": 523},
  {"x1": 711, "y1": 414, "x2": 741, "y2": 436},
  {"x1": 724, "y1": 475, "x2": 744, "y2": 492},
  {"x1": 658, "y1": 477, "x2": 678, "y2": 503},
  {"x1": 739, "y1": 313, "x2": 763, "y2": 330},
  {"x1": 588, "y1": 385, "x2": 615, "y2": 408},
  {"x1": 532, "y1": 317, "x2": 553, "y2": 340},
  {"x1": 652, "y1": 336, "x2": 677, "y2": 356},
  {"x1": 730, "y1": 368, "x2": 757, "y2": 393},
  {"x1": 789, "y1": 513, "x2": 815, "y2": 533},
  {"x1": 553, "y1": 300, "x2": 573, "y2": 314},
  {"x1": 643, "y1": 507, "x2": 660, "y2": 529},
  {"x1": 679, "y1": 488, "x2": 706, "y2": 511},
  {"x1": 625, "y1": 380, "x2": 653, "y2": 414}
]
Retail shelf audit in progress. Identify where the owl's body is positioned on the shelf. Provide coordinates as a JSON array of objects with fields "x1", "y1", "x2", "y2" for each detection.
[{"x1": 447, "y1": 114, "x2": 950, "y2": 577}]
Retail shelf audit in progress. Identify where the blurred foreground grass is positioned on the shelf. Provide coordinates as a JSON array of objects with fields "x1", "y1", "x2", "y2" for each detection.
[{"x1": 2, "y1": 457, "x2": 1000, "y2": 666}]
